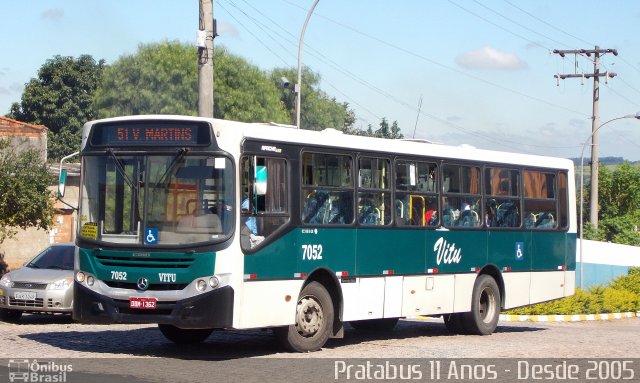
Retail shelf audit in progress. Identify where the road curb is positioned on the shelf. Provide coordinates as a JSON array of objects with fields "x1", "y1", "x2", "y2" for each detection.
[{"x1": 499, "y1": 311, "x2": 640, "y2": 322}]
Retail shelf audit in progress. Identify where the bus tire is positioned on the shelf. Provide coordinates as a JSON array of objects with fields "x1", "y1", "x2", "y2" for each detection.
[
  {"x1": 350, "y1": 318, "x2": 399, "y2": 331},
  {"x1": 443, "y1": 313, "x2": 465, "y2": 334},
  {"x1": 274, "y1": 281, "x2": 334, "y2": 352},
  {"x1": 157, "y1": 324, "x2": 213, "y2": 344},
  {"x1": 462, "y1": 274, "x2": 500, "y2": 335}
]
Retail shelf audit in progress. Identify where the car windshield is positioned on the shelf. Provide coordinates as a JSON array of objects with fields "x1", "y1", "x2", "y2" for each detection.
[
  {"x1": 27, "y1": 246, "x2": 74, "y2": 270},
  {"x1": 78, "y1": 154, "x2": 234, "y2": 245}
]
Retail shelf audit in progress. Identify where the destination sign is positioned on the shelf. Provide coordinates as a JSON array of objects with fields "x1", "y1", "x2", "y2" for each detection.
[{"x1": 90, "y1": 121, "x2": 211, "y2": 147}]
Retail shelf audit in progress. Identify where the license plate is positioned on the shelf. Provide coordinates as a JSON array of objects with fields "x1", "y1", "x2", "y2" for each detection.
[
  {"x1": 14, "y1": 291, "x2": 36, "y2": 300},
  {"x1": 129, "y1": 297, "x2": 157, "y2": 310}
]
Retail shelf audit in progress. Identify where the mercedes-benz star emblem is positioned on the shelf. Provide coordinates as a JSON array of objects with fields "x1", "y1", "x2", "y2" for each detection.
[{"x1": 137, "y1": 277, "x2": 149, "y2": 290}]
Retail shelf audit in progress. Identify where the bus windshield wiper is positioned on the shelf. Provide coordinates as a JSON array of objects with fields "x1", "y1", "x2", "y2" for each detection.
[
  {"x1": 106, "y1": 148, "x2": 141, "y2": 222},
  {"x1": 152, "y1": 148, "x2": 189, "y2": 190},
  {"x1": 106, "y1": 148, "x2": 136, "y2": 190}
]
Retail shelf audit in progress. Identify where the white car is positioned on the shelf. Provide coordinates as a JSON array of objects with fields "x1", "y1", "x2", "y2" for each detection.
[{"x1": 0, "y1": 244, "x2": 75, "y2": 321}]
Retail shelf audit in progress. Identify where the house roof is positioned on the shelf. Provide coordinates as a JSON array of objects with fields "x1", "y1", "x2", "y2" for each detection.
[{"x1": 0, "y1": 116, "x2": 48, "y2": 135}]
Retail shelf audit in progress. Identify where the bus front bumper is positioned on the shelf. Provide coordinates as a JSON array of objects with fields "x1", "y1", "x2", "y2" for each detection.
[{"x1": 72, "y1": 283, "x2": 233, "y2": 329}]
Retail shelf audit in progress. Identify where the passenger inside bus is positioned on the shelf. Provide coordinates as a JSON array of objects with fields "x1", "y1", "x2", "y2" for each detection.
[{"x1": 241, "y1": 196, "x2": 264, "y2": 248}]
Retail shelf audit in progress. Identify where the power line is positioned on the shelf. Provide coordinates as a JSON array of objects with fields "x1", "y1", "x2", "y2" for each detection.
[
  {"x1": 447, "y1": 0, "x2": 550, "y2": 52},
  {"x1": 470, "y1": 0, "x2": 571, "y2": 49},
  {"x1": 224, "y1": 0, "x2": 589, "y2": 151},
  {"x1": 502, "y1": 0, "x2": 594, "y2": 47},
  {"x1": 217, "y1": 1, "x2": 291, "y2": 66}
]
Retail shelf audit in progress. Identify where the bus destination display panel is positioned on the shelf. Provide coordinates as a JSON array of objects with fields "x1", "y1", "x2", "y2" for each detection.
[{"x1": 90, "y1": 121, "x2": 211, "y2": 147}]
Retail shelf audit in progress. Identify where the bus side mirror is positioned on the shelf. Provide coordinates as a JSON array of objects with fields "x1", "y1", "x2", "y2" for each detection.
[
  {"x1": 58, "y1": 169, "x2": 67, "y2": 198},
  {"x1": 58, "y1": 151, "x2": 79, "y2": 200}
]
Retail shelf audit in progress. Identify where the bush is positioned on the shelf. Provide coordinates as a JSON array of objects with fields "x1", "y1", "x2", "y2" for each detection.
[
  {"x1": 609, "y1": 267, "x2": 640, "y2": 295},
  {"x1": 601, "y1": 287, "x2": 640, "y2": 313},
  {"x1": 505, "y1": 268, "x2": 640, "y2": 315}
]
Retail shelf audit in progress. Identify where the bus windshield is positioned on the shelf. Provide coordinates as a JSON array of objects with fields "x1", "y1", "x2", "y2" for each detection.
[{"x1": 78, "y1": 153, "x2": 234, "y2": 246}]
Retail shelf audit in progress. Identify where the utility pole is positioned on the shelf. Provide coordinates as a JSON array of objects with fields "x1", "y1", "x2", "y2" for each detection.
[
  {"x1": 553, "y1": 46, "x2": 618, "y2": 229},
  {"x1": 198, "y1": 0, "x2": 216, "y2": 118}
]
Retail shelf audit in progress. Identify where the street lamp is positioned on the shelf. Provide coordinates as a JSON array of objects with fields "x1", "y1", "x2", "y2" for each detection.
[
  {"x1": 579, "y1": 111, "x2": 640, "y2": 288},
  {"x1": 295, "y1": 0, "x2": 319, "y2": 129}
]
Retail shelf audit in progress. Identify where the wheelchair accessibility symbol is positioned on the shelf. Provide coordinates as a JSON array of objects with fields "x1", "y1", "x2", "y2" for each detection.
[
  {"x1": 515, "y1": 242, "x2": 524, "y2": 261},
  {"x1": 144, "y1": 228, "x2": 159, "y2": 244}
]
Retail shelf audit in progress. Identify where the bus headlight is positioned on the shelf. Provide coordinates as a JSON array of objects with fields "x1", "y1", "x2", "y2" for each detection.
[
  {"x1": 75, "y1": 272, "x2": 86, "y2": 283},
  {"x1": 209, "y1": 276, "x2": 220, "y2": 289},
  {"x1": 196, "y1": 279, "x2": 207, "y2": 292},
  {"x1": 86, "y1": 276, "x2": 95, "y2": 286}
]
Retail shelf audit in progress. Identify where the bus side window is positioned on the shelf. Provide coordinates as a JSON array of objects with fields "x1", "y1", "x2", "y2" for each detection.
[
  {"x1": 301, "y1": 152, "x2": 354, "y2": 226},
  {"x1": 240, "y1": 156, "x2": 289, "y2": 250}
]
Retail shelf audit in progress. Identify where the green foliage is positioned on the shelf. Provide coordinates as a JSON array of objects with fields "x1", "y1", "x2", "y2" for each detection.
[
  {"x1": 95, "y1": 42, "x2": 289, "y2": 124},
  {"x1": 506, "y1": 267, "x2": 640, "y2": 315},
  {"x1": 0, "y1": 139, "x2": 55, "y2": 244},
  {"x1": 601, "y1": 287, "x2": 640, "y2": 313},
  {"x1": 215, "y1": 48, "x2": 288, "y2": 123},
  {"x1": 343, "y1": 117, "x2": 404, "y2": 139},
  {"x1": 609, "y1": 267, "x2": 640, "y2": 295},
  {"x1": 582, "y1": 163, "x2": 640, "y2": 245},
  {"x1": 94, "y1": 41, "x2": 198, "y2": 117},
  {"x1": 8, "y1": 55, "x2": 105, "y2": 161}
]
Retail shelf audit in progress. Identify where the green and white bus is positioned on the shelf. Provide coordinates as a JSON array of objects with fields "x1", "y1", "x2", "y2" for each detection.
[{"x1": 72, "y1": 115, "x2": 576, "y2": 352}]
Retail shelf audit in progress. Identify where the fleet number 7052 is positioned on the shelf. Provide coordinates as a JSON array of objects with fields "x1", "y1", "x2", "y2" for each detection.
[{"x1": 301, "y1": 244, "x2": 323, "y2": 260}]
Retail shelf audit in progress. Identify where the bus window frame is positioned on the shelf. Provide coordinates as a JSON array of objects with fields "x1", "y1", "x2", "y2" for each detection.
[
  {"x1": 356, "y1": 155, "x2": 392, "y2": 227},
  {"x1": 239, "y1": 154, "x2": 291, "y2": 253},
  {"x1": 393, "y1": 157, "x2": 439, "y2": 228},
  {"x1": 300, "y1": 149, "x2": 355, "y2": 227},
  {"x1": 441, "y1": 162, "x2": 483, "y2": 230}
]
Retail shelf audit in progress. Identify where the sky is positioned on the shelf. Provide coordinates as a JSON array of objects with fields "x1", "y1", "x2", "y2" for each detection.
[{"x1": 1, "y1": 1, "x2": 640, "y2": 160}]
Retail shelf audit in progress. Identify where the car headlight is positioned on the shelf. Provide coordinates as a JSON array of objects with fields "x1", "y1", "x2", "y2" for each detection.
[
  {"x1": 0, "y1": 274, "x2": 11, "y2": 288},
  {"x1": 48, "y1": 277, "x2": 73, "y2": 290}
]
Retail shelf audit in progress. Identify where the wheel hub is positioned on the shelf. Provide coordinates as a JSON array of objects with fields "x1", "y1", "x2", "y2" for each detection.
[
  {"x1": 295, "y1": 296, "x2": 324, "y2": 337},
  {"x1": 479, "y1": 287, "x2": 497, "y2": 324}
]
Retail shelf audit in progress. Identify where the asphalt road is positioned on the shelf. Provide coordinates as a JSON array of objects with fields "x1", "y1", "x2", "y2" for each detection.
[{"x1": 1, "y1": 314, "x2": 639, "y2": 382}]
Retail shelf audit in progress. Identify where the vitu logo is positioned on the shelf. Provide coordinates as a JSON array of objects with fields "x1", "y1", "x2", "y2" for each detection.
[{"x1": 434, "y1": 237, "x2": 462, "y2": 265}]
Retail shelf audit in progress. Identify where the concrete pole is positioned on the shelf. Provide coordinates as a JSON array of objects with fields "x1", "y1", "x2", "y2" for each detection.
[
  {"x1": 198, "y1": 0, "x2": 214, "y2": 118},
  {"x1": 589, "y1": 46, "x2": 600, "y2": 228}
]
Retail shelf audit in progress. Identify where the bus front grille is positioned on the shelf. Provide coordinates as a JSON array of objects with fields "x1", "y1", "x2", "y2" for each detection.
[
  {"x1": 95, "y1": 255, "x2": 194, "y2": 269},
  {"x1": 104, "y1": 281, "x2": 189, "y2": 291}
]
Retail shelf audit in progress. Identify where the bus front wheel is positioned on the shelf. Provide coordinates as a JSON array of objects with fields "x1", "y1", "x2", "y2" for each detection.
[
  {"x1": 462, "y1": 274, "x2": 500, "y2": 335},
  {"x1": 158, "y1": 324, "x2": 214, "y2": 344},
  {"x1": 274, "y1": 281, "x2": 334, "y2": 352}
]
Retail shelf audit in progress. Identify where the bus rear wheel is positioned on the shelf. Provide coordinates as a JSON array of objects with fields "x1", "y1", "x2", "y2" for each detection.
[
  {"x1": 274, "y1": 281, "x2": 334, "y2": 352},
  {"x1": 462, "y1": 274, "x2": 500, "y2": 335},
  {"x1": 158, "y1": 324, "x2": 214, "y2": 344}
]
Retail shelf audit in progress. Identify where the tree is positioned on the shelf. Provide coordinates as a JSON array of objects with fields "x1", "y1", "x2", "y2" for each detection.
[
  {"x1": 215, "y1": 47, "x2": 289, "y2": 123},
  {"x1": 585, "y1": 163, "x2": 640, "y2": 245},
  {"x1": 94, "y1": 41, "x2": 197, "y2": 117},
  {"x1": 95, "y1": 41, "x2": 289, "y2": 123},
  {"x1": 8, "y1": 55, "x2": 105, "y2": 161},
  {"x1": 0, "y1": 139, "x2": 54, "y2": 244}
]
